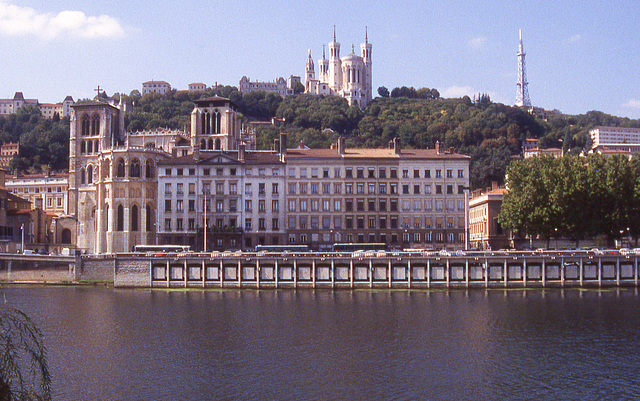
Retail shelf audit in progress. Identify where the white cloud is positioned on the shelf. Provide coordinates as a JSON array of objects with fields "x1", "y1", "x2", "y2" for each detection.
[
  {"x1": 468, "y1": 37, "x2": 487, "y2": 49},
  {"x1": 565, "y1": 34, "x2": 581, "y2": 44},
  {"x1": 623, "y1": 99, "x2": 640, "y2": 109},
  {"x1": 0, "y1": 1, "x2": 124, "y2": 39}
]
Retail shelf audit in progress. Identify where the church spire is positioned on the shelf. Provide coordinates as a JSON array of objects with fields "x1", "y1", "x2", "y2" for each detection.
[
  {"x1": 333, "y1": 25, "x2": 336, "y2": 42},
  {"x1": 365, "y1": 26, "x2": 368, "y2": 43}
]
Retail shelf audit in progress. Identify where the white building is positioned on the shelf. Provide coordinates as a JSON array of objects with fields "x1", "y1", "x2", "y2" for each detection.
[
  {"x1": 142, "y1": 81, "x2": 172, "y2": 95},
  {"x1": 305, "y1": 28, "x2": 372, "y2": 108},
  {"x1": 5, "y1": 172, "x2": 69, "y2": 215},
  {"x1": 590, "y1": 126, "x2": 640, "y2": 153},
  {"x1": 238, "y1": 76, "x2": 294, "y2": 98},
  {"x1": 189, "y1": 83, "x2": 207, "y2": 92},
  {"x1": 0, "y1": 92, "x2": 73, "y2": 118}
]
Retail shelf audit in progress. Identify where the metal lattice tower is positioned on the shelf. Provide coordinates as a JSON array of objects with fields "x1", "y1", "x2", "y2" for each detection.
[{"x1": 515, "y1": 29, "x2": 532, "y2": 107}]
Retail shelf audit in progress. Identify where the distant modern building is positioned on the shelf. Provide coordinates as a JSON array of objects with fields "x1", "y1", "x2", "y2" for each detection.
[
  {"x1": 589, "y1": 126, "x2": 640, "y2": 153},
  {"x1": 238, "y1": 76, "x2": 294, "y2": 98},
  {"x1": 469, "y1": 184, "x2": 509, "y2": 250},
  {"x1": 142, "y1": 81, "x2": 172, "y2": 95},
  {"x1": 188, "y1": 83, "x2": 207, "y2": 92},
  {"x1": 305, "y1": 28, "x2": 372, "y2": 108},
  {"x1": 0, "y1": 92, "x2": 73, "y2": 118},
  {"x1": 522, "y1": 138, "x2": 563, "y2": 158}
]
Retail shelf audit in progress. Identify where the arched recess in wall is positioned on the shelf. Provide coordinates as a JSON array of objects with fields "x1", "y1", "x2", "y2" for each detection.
[
  {"x1": 145, "y1": 159, "x2": 154, "y2": 178},
  {"x1": 117, "y1": 205, "x2": 124, "y2": 231},
  {"x1": 91, "y1": 114, "x2": 100, "y2": 136},
  {"x1": 87, "y1": 165, "x2": 93, "y2": 184},
  {"x1": 61, "y1": 229, "x2": 72, "y2": 244},
  {"x1": 131, "y1": 204, "x2": 139, "y2": 231},
  {"x1": 81, "y1": 115, "x2": 90, "y2": 136},
  {"x1": 146, "y1": 204, "x2": 153, "y2": 232},
  {"x1": 130, "y1": 159, "x2": 141, "y2": 178},
  {"x1": 116, "y1": 158, "x2": 125, "y2": 178}
]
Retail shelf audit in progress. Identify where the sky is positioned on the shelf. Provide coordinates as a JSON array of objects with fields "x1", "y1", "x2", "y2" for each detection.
[{"x1": 1, "y1": 0, "x2": 639, "y2": 119}]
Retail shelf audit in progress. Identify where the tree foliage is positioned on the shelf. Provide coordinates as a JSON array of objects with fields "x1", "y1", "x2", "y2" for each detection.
[
  {"x1": 0, "y1": 307, "x2": 51, "y2": 401},
  {"x1": 499, "y1": 154, "x2": 640, "y2": 247}
]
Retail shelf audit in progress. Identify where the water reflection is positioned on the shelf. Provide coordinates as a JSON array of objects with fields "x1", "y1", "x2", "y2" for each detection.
[{"x1": 1, "y1": 286, "x2": 639, "y2": 400}]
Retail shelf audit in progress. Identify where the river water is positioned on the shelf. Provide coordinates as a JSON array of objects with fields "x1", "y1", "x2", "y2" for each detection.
[{"x1": 2, "y1": 286, "x2": 639, "y2": 400}]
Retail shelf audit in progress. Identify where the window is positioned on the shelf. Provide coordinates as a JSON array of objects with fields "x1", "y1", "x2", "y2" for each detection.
[
  {"x1": 458, "y1": 185, "x2": 465, "y2": 195},
  {"x1": 288, "y1": 217, "x2": 296, "y2": 229},
  {"x1": 379, "y1": 184, "x2": 387, "y2": 194},
  {"x1": 189, "y1": 199, "x2": 195, "y2": 212},
  {"x1": 345, "y1": 200, "x2": 353, "y2": 212},
  {"x1": 368, "y1": 217, "x2": 376, "y2": 229},
  {"x1": 334, "y1": 168, "x2": 341, "y2": 178},
  {"x1": 357, "y1": 217, "x2": 364, "y2": 229},
  {"x1": 425, "y1": 169, "x2": 431, "y2": 178},
  {"x1": 425, "y1": 200, "x2": 433, "y2": 211},
  {"x1": 345, "y1": 169, "x2": 353, "y2": 178},
  {"x1": 414, "y1": 185, "x2": 420, "y2": 194},
  {"x1": 402, "y1": 185, "x2": 409, "y2": 194},
  {"x1": 272, "y1": 183, "x2": 279, "y2": 195},
  {"x1": 458, "y1": 200, "x2": 465, "y2": 211},
  {"x1": 311, "y1": 217, "x2": 319, "y2": 229},
  {"x1": 402, "y1": 170, "x2": 409, "y2": 178},
  {"x1": 436, "y1": 185, "x2": 442, "y2": 194},
  {"x1": 300, "y1": 217, "x2": 307, "y2": 229},
  {"x1": 117, "y1": 205, "x2": 124, "y2": 231},
  {"x1": 380, "y1": 217, "x2": 387, "y2": 229},
  {"x1": 334, "y1": 200, "x2": 341, "y2": 211},
  {"x1": 311, "y1": 183, "x2": 319, "y2": 194},
  {"x1": 334, "y1": 217, "x2": 342, "y2": 229},
  {"x1": 368, "y1": 183, "x2": 375, "y2": 194},
  {"x1": 390, "y1": 184, "x2": 398, "y2": 194},
  {"x1": 216, "y1": 200, "x2": 224, "y2": 212},
  {"x1": 425, "y1": 185, "x2": 432, "y2": 194},
  {"x1": 368, "y1": 200, "x2": 375, "y2": 211},
  {"x1": 229, "y1": 182, "x2": 237, "y2": 195},
  {"x1": 357, "y1": 168, "x2": 364, "y2": 178},
  {"x1": 311, "y1": 199, "x2": 319, "y2": 211},
  {"x1": 447, "y1": 185, "x2": 453, "y2": 194},
  {"x1": 299, "y1": 183, "x2": 307, "y2": 194},
  {"x1": 259, "y1": 200, "x2": 266, "y2": 212},
  {"x1": 259, "y1": 183, "x2": 265, "y2": 196},
  {"x1": 272, "y1": 219, "x2": 279, "y2": 230},
  {"x1": 390, "y1": 200, "x2": 398, "y2": 211},
  {"x1": 379, "y1": 168, "x2": 386, "y2": 178},
  {"x1": 189, "y1": 219, "x2": 195, "y2": 231},
  {"x1": 165, "y1": 200, "x2": 172, "y2": 212},
  {"x1": 245, "y1": 183, "x2": 252, "y2": 195},
  {"x1": 414, "y1": 169, "x2": 420, "y2": 178},
  {"x1": 323, "y1": 168, "x2": 330, "y2": 178},
  {"x1": 446, "y1": 169, "x2": 453, "y2": 178},
  {"x1": 323, "y1": 217, "x2": 330, "y2": 229},
  {"x1": 177, "y1": 168, "x2": 183, "y2": 176},
  {"x1": 402, "y1": 200, "x2": 410, "y2": 211},
  {"x1": 345, "y1": 183, "x2": 353, "y2": 194},
  {"x1": 117, "y1": 159, "x2": 125, "y2": 178},
  {"x1": 323, "y1": 200, "x2": 330, "y2": 211},
  {"x1": 357, "y1": 200, "x2": 364, "y2": 211},
  {"x1": 272, "y1": 200, "x2": 279, "y2": 212},
  {"x1": 390, "y1": 169, "x2": 397, "y2": 179},
  {"x1": 300, "y1": 200, "x2": 307, "y2": 211},
  {"x1": 165, "y1": 168, "x2": 171, "y2": 176},
  {"x1": 231, "y1": 168, "x2": 237, "y2": 176},
  {"x1": 259, "y1": 218, "x2": 266, "y2": 230},
  {"x1": 176, "y1": 200, "x2": 183, "y2": 212},
  {"x1": 245, "y1": 200, "x2": 252, "y2": 212},
  {"x1": 230, "y1": 199, "x2": 238, "y2": 212},
  {"x1": 447, "y1": 200, "x2": 455, "y2": 211},
  {"x1": 458, "y1": 169, "x2": 464, "y2": 178},
  {"x1": 245, "y1": 218, "x2": 252, "y2": 230},
  {"x1": 345, "y1": 218, "x2": 353, "y2": 229},
  {"x1": 311, "y1": 168, "x2": 318, "y2": 178},
  {"x1": 391, "y1": 218, "x2": 398, "y2": 229},
  {"x1": 288, "y1": 183, "x2": 296, "y2": 194},
  {"x1": 300, "y1": 168, "x2": 307, "y2": 178},
  {"x1": 334, "y1": 183, "x2": 342, "y2": 194},
  {"x1": 217, "y1": 182, "x2": 225, "y2": 194},
  {"x1": 176, "y1": 218, "x2": 183, "y2": 231},
  {"x1": 357, "y1": 183, "x2": 364, "y2": 194},
  {"x1": 176, "y1": 183, "x2": 184, "y2": 195},
  {"x1": 165, "y1": 183, "x2": 172, "y2": 195},
  {"x1": 368, "y1": 168, "x2": 375, "y2": 178},
  {"x1": 288, "y1": 168, "x2": 295, "y2": 178},
  {"x1": 435, "y1": 169, "x2": 442, "y2": 178},
  {"x1": 189, "y1": 183, "x2": 196, "y2": 195},
  {"x1": 217, "y1": 168, "x2": 223, "y2": 176},
  {"x1": 436, "y1": 200, "x2": 444, "y2": 211},
  {"x1": 165, "y1": 219, "x2": 171, "y2": 231},
  {"x1": 379, "y1": 200, "x2": 387, "y2": 211},
  {"x1": 323, "y1": 183, "x2": 331, "y2": 194},
  {"x1": 203, "y1": 168, "x2": 210, "y2": 176}
]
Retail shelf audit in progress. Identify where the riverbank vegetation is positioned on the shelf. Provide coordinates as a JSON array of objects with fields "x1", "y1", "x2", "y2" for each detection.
[{"x1": 499, "y1": 154, "x2": 640, "y2": 247}]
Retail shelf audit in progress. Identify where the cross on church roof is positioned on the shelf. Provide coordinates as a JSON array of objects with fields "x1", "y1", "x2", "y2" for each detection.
[{"x1": 94, "y1": 85, "x2": 103, "y2": 96}]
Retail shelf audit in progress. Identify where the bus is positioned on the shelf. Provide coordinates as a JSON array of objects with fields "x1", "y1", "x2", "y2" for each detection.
[
  {"x1": 133, "y1": 245, "x2": 191, "y2": 255},
  {"x1": 332, "y1": 243, "x2": 387, "y2": 252},
  {"x1": 254, "y1": 244, "x2": 310, "y2": 253}
]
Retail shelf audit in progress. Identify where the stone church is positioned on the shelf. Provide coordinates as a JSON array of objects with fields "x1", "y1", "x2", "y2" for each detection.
[
  {"x1": 305, "y1": 28, "x2": 372, "y2": 108},
  {"x1": 63, "y1": 96, "x2": 241, "y2": 253}
]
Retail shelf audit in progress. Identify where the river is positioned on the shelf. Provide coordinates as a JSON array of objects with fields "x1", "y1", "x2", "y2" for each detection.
[{"x1": 2, "y1": 286, "x2": 639, "y2": 400}]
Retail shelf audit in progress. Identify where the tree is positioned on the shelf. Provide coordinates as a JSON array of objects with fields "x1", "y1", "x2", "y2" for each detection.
[
  {"x1": 292, "y1": 82, "x2": 305, "y2": 95},
  {"x1": 377, "y1": 86, "x2": 389, "y2": 98},
  {"x1": 0, "y1": 307, "x2": 51, "y2": 400}
]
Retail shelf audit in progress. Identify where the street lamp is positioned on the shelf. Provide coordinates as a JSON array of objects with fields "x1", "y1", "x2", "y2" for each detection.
[{"x1": 20, "y1": 223, "x2": 24, "y2": 254}]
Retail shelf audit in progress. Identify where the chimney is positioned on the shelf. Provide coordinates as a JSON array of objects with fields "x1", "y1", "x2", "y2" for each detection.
[
  {"x1": 172, "y1": 148, "x2": 178, "y2": 157},
  {"x1": 337, "y1": 136, "x2": 346, "y2": 155},
  {"x1": 193, "y1": 145, "x2": 200, "y2": 162},
  {"x1": 435, "y1": 141, "x2": 441, "y2": 154},
  {"x1": 393, "y1": 137, "x2": 401, "y2": 155},
  {"x1": 238, "y1": 142, "x2": 246, "y2": 162},
  {"x1": 492, "y1": 181, "x2": 498, "y2": 191},
  {"x1": 274, "y1": 138, "x2": 281, "y2": 153},
  {"x1": 279, "y1": 133, "x2": 287, "y2": 154}
]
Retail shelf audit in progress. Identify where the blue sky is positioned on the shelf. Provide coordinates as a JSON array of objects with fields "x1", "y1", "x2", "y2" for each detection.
[{"x1": 1, "y1": 0, "x2": 639, "y2": 119}]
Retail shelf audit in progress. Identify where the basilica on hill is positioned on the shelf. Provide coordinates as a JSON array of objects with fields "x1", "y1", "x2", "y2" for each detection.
[{"x1": 304, "y1": 28, "x2": 372, "y2": 108}]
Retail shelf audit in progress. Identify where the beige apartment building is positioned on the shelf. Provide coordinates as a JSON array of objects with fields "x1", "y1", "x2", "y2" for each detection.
[
  {"x1": 284, "y1": 138, "x2": 469, "y2": 250},
  {"x1": 469, "y1": 185, "x2": 509, "y2": 250},
  {"x1": 5, "y1": 172, "x2": 69, "y2": 215}
]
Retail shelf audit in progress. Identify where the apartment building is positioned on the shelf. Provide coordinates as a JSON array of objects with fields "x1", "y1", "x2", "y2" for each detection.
[
  {"x1": 6, "y1": 172, "x2": 69, "y2": 215},
  {"x1": 156, "y1": 144, "x2": 286, "y2": 251},
  {"x1": 284, "y1": 138, "x2": 469, "y2": 250}
]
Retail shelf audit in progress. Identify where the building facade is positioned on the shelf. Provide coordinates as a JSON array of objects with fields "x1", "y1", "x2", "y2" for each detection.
[
  {"x1": 188, "y1": 83, "x2": 207, "y2": 92},
  {"x1": 469, "y1": 186, "x2": 509, "y2": 250},
  {"x1": 142, "y1": 81, "x2": 172, "y2": 95},
  {"x1": 5, "y1": 172, "x2": 69, "y2": 215},
  {"x1": 0, "y1": 142, "x2": 19, "y2": 168},
  {"x1": 284, "y1": 138, "x2": 469, "y2": 250},
  {"x1": 305, "y1": 29, "x2": 372, "y2": 108},
  {"x1": 0, "y1": 92, "x2": 73, "y2": 118},
  {"x1": 590, "y1": 126, "x2": 640, "y2": 153},
  {"x1": 239, "y1": 76, "x2": 294, "y2": 98}
]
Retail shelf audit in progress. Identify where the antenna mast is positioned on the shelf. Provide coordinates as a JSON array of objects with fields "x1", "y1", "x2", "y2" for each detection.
[{"x1": 515, "y1": 29, "x2": 532, "y2": 107}]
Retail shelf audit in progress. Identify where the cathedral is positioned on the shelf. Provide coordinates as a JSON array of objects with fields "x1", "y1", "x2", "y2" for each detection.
[
  {"x1": 305, "y1": 28, "x2": 372, "y2": 108},
  {"x1": 65, "y1": 96, "x2": 241, "y2": 254}
]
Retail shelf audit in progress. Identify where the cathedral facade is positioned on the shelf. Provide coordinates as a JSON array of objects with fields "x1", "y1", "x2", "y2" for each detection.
[{"x1": 305, "y1": 29, "x2": 372, "y2": 108}]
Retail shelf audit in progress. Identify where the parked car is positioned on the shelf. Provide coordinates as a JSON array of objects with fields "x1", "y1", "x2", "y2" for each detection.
[{"x1": 22, "y1": 249, "x2": 37, "y2": 255}]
